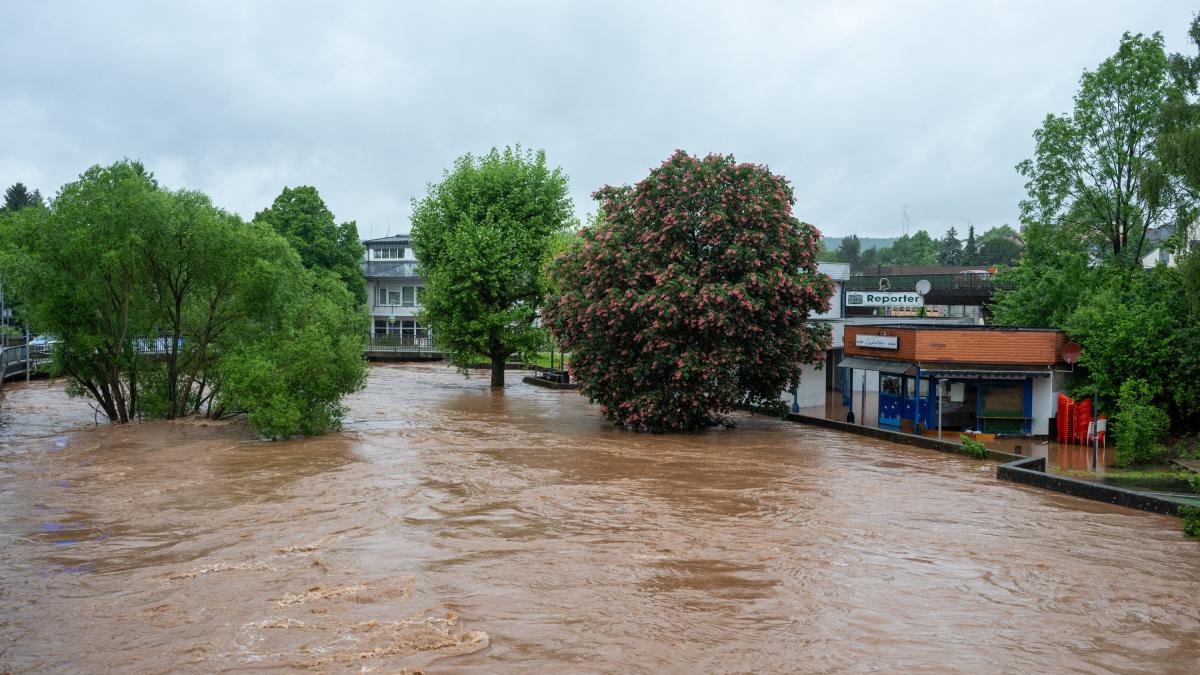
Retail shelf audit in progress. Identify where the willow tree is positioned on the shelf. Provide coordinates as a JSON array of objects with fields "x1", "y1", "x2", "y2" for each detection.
[
  {"x1": 0, "y1": 160, "x2": 367, "y2": 435},
  {"x1": 544, "y1": 150, "x2": 833, "y2": 432},
  {"x1": 410, "y1": 146, "x2": 573, "y2": 386}
]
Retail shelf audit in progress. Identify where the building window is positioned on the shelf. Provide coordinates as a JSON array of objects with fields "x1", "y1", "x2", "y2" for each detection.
[
  {"x1": 373, "y1": 247, "x2": 406, "y2": 259},
  {"x1": 374, "y1": 285, "x2": 425, "y2": 307}
]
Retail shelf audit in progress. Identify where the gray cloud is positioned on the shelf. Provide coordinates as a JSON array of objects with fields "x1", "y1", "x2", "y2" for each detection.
[{"x1": 2, "y1": 1, "x2": 1195, "y2": 240}]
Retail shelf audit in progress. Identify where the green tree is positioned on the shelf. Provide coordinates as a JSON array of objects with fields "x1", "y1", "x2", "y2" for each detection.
[
  {"x1": 879, "y1": 230, "x2": 938, "y2": 266},
  {"x1": 1017, "y1": 31, "x2": 1184, "y2": 267},
  {"x1": 2, "y1": 183, "x2": 43, "y2": 212},
  {"x1": 1113, "y1": 378, "x2": 1170, "y2": 467},
  {"x1": 937, "y1": 226, "x2": 961, "y2": 266},
  {"x1": 836, "y1": 235, "x2": 862, "y2": 271},
  {"x1": 977, "y1": 225, "x2": 1023, "y2": 266},
  {"x1": 411, "y1": 146, "x2": 573, "y2": 387},
  {"x1": 1160, "y1": 15, "x2": 1200, "y2": 198},
  {"x1": 255, "y1": 186, "x2": 366, "y2": 303},
  {"x1": 0, "y1": 160, "x2": 366, "y2": 435},
  {"x1": 963, "y1": 225, "x2": 979, "y2": 265},
  {"x1": 215, "y1": 271, "x2": 367, "y2": 437},
  {"x1": 545, "y1": 150, "x2": 833, "y2": 432},
  {"x1": 990, "y1": 218, "x2": 1096, "y2": 327}
]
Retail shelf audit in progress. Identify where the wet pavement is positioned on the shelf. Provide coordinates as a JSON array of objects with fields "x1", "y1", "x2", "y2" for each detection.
[{"x1": 1, "y1": 365, "x2": 1198, "y2": 672}]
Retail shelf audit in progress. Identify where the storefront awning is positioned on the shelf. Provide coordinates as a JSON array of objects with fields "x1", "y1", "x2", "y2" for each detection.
[
  {"x1": 915, "y1": 362, "x2": 1053, "y2": 378},
  {"x1": 837, "y1": 356, "x2": 915, "y2": 375}
]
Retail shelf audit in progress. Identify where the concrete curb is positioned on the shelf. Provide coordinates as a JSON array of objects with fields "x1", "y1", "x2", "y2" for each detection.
[{"x1": 780, "y1": 412, "x2": 1188, "y2": 519}]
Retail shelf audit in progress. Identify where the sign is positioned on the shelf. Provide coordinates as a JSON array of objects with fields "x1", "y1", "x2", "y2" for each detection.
[
  {"x1": 855, "y1": 334, "x2": 899, "y2": 350},
  {"x1": 845, "y1": 291, "x2": 924, "y2": 307}
]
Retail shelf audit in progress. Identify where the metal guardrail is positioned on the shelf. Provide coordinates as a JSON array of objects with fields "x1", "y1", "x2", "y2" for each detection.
[
  {"x1": 846, "y1": 273, "x2": 1016, "y2": 292},
  {"x1": 1, "y1": 343, "x2": 52, "y2": 383},
  {"x1": 365, "y1": 336, "x2": 445, "y2": 355}
]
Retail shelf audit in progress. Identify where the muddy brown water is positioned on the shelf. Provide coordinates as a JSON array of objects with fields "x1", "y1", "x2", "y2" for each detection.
[{"x1": 1, "y1": 364, "x2": 1198, "y2": 673}]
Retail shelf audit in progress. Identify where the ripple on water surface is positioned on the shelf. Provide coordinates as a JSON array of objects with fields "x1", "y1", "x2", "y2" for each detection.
[{"x1": 0, "y1": 364, "x2": 1198, "y2": 672}]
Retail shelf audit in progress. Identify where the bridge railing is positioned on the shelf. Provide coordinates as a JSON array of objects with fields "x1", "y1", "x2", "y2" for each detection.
[
  {"x1": 366, "y1": 335, "x2": 442, "y2": 352},
  {"x1": 1, "y1": 343, "x2": 53, "y2": 381}
]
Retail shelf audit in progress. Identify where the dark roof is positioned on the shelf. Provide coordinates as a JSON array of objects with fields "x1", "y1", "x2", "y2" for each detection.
[
  {"x1": 860, "y1": 265, "x2": 992, "y2": 276},
  {"x1": 363, "y1": 234, "x2": 411, "y2": 245},
  {"x1": 862, "y1": 323, "x2": 1063, "y2": 333}
]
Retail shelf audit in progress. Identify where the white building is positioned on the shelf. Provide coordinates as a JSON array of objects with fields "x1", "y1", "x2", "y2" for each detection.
[{"x1": 362, "y1": 235, "x2": 429, "y2": 343}]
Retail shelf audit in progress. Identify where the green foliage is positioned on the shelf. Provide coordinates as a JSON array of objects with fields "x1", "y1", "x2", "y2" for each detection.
[
  {"x1": 1062, "y1": 276, "x2": 1175, "y2": 403},
  {"x1": 1017, "y1": 31, "x2": 1182, "y2": 266},
  {"x1": 876, "y1": 230, "x2": 938, "y2": 267},
  {"x1": 255, "y1": 186, "x2": 366, "y2": 303},
  {"x1": 545, "y1": 150, "x2": 833, "y2": 432},
  {"x1": 1160, "y1": 15, "x2": 1200, "y2": 198},
  {"x1": 836, "y1": 235, "x2": 862, "y2": 270},
  {"x1": 977, "y1": 225, "x2": 1023, "y2": 267},
  {"x1": 1182, "y1": 506, "x2": 1200, "y2": 539},
  {"x1": 1113, "y1": 378, "x2": 1170, "y2": 467},
  {"x1": 990, "y1": 219, "x2": 1097, "y2": 327},
  {"x1": 959, "y1": 434, "x2": 989, "y2": 459},
  {"x1": 411, "y1": 146, "x2": 573, "y2": 386},
  {"x1": 2, "y1": 182, "x2": 43, "y2": 212},
  {"x1": 937, "y1": 226, "x2": 961, "y2": 266},
  {"x1": 215, "y1": 271, "x2": 367, "y2": 438},
  {"x1": 0, "y1": 160, "x2": 366, "y2": 436}
]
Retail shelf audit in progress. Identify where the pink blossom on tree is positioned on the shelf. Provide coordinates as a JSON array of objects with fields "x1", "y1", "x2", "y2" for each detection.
[{"x1": 544, "y1": 150, "x2": 833, "y2": 432}]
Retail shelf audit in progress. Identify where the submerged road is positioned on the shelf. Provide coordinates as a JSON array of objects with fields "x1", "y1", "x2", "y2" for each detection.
[{"x1": 1, "y1": 364, "x2": 1197, "y2": 672}]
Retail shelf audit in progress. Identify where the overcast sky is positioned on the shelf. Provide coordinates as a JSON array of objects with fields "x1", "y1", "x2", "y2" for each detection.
[{"x1": 2, "y1": 1, "x2": 1196, "y2": 240}]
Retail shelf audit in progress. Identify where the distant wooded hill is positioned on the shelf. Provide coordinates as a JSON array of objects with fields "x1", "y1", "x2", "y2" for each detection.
[{"x1": 822, "y1": 236, "x2": 895, "y2": 251}]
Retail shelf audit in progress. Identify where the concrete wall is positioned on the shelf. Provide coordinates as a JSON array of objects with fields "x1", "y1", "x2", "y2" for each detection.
[
  {"x1": 1031, "y1": 376, "x2": 1054, "y2": 436},
  {"x1": 793, "y1": 362, "x2": 827, "y2": 408}
]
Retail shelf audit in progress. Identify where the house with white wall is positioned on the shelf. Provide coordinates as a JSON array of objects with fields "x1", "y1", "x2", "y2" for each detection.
[{"x1": 362, "y1": 235, "x2": 429, "y2": 342}]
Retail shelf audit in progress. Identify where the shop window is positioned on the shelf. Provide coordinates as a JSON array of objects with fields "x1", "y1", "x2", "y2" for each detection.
[{"x1": 881, "y1": 375, "x2": 902, "y2": 395}]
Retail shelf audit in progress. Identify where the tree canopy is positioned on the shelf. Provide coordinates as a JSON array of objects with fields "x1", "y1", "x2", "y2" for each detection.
[
  {"x1": 2, "y1": 183, "x2": 43, "y2": 212},
  {"x1": 0, "y1": 161, "x2": 367, "y2": 436},
  {"x1": 992, "y1": 23, "x2": 1200, "y2": 440},
  {"x1": 255, "y1": 186, "x2": 366, "y2": 303},
  {"x1": 1017, "y1": 30, "x2": 1186, "y2": 266},
  {"x1": 545, "y1": 150, "x2": 833, "y2": 432},
  {"x1": 410, "y1": 146, "x2": 573, "y2": 386}
]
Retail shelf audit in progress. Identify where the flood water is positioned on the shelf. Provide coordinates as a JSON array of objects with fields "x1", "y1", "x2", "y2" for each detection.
[{"x1": 2, "y1": 364, "x2": 1198, "y2": 673}]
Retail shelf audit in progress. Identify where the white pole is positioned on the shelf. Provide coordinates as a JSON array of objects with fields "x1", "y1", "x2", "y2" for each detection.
[
  {"x1": 937, "y1": 379, "x2": 944, "y2": 440},
  {"x1": 25, "y1": 325, "x2": 31, "y2": 382},
  {"x1": 860, "y1": 371, "x2": 867, "y2": 426}
]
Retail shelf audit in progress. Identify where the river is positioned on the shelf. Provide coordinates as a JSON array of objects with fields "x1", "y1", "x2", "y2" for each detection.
[{"x1": 1, "y1": 364, "x2": 1197, "y2": 672}]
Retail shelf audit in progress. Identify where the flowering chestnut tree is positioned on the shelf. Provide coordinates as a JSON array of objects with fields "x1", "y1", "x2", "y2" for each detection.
[{"x1": 544, "y1": 151, "x2": 832, "y2": 431}]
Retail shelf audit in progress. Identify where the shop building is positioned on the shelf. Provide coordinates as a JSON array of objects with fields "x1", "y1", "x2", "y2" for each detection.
[{"x1": 838, "y1": 324, "x2": 1068, "y2": 436}]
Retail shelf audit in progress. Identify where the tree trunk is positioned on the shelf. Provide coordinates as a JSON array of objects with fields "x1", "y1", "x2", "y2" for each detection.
[{"x1": 490, "y1": 351, "x2": 506, "y2": 387}]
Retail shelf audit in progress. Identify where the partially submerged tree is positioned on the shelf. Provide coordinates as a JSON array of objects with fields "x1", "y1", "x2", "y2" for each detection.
[
  {"x1": 410, "y1": 146, "x2": 573, "y2": 386},
  {"x1": 255, "y1": 186, "x2": 366, "y2": 303},
  {"x1": 545, "y1": 150, "x2": 833, "y2": 432},
  {"x1": 0, "y1": 161, "x2": 367, "y2": 435}
]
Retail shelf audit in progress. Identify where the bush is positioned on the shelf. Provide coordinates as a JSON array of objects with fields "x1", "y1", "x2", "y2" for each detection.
[
  {"x1": 1113, "y1": 378, "x2": 1170, "y2": 467},
  {"x1": 959, "y1": 434, "x2": 989, "y2": 459},
  {"x1": 1183, "y1": 506, "x2": 1200, "y2": 539}
]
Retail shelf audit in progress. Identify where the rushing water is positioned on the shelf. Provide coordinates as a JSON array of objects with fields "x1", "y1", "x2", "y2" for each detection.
[{"x1": 1, "y1": 364, "x2": 1198, "y2": 673}]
